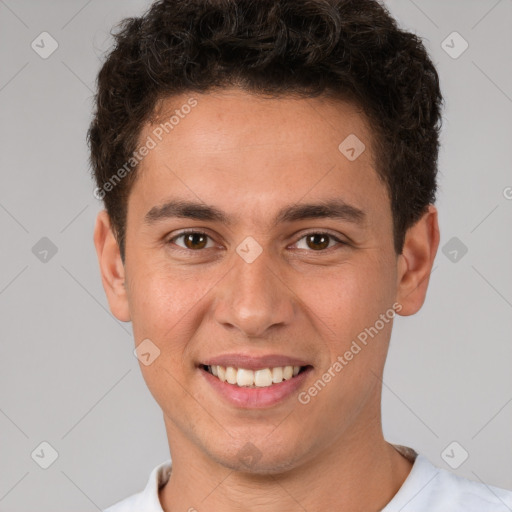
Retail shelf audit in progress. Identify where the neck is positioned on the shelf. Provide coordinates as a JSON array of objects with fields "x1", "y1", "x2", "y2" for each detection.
[{"x1": 158, "y1": 418, "x2": 413, "y2": 512}]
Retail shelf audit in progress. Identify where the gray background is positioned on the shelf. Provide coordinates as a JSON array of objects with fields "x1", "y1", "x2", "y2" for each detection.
[{"x1": 0, "y1": 0, "x2": 511, "y2": 510}]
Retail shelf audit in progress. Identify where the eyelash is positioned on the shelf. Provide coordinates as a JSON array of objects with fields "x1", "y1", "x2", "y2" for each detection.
[{"x1": 166, "y1": 230, "x2": 346, "y2": 253}]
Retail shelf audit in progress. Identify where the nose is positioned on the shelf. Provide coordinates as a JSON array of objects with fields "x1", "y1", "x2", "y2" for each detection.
[{"x1": 212, "y1": 246, "x2": 295, "y2": 339}]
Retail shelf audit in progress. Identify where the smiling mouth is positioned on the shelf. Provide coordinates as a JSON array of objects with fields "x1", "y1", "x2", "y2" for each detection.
[{"x1": 201, "y1": 364, "x2": 310, "y2": 388}]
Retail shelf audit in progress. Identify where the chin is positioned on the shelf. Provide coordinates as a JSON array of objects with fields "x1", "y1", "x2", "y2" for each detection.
[{"x1": 207, "y1": 439, "x2": 304, "y2": 476}]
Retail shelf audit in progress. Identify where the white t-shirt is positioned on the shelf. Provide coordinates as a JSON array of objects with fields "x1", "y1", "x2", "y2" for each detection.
[{"x1": 103, "y1": 445, "x2": 512, "y2": 511}]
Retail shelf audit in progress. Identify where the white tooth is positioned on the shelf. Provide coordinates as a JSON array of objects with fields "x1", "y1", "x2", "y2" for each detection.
[
  {"x1": 217, "y1": 365, "x2": 226, "y2": 382},
  {"x1": 272, "y1": 367, "x2": 284, "y2": 383},
  {"x1": 225, "y1": 366, "x2": 237, "y2": 384},
  {"x1": 237, "y1": 368, "x2": 254, "y2": 387},
  {"x1": 254, "y1": 368, "x2": 273, "y2": 387},
  {"x1": 283, "y1": 365, "x2": 293, "y2": 380},
  {"x1": 213, "y1": 365, "x2": 299, "y2": 386}
]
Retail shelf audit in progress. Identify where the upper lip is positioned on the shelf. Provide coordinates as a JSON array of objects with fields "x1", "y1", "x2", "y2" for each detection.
[{"x1": 201, "y1": 353, "x2": 311, "y2": 371}]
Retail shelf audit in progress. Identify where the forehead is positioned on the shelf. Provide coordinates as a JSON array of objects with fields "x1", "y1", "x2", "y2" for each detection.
[
  {"x1": 146, "y1": 89, "x2": 374, "y2": 157},
  {"x1": 131, "y1": 89, "x2": 389, "y2": 225}
]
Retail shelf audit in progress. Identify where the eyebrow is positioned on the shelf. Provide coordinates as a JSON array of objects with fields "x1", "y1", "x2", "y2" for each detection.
[{"x1": 144, "y1": 198, "x2": 366, "y2": 228}]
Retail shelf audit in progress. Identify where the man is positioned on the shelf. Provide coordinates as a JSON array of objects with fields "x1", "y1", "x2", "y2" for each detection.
[{"x1": 89, "y1": 0, "x2": 512, "y2": 510}]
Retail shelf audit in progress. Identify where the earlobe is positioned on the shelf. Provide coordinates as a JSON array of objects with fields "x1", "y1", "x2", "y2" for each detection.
[
  {"x1": 93, "y1": 210, "x2": 131, "y2": 322},
  {"x1": 396, "y1": 205, "x2": 440, "y2": 316}
]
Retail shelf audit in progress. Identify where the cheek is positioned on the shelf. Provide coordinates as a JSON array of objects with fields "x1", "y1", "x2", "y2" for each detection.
[
  {"x1": 126, "y1": 265, "x2": 189, "y2": 348},
  {"x1": 304, "y1": 257, "x2": 396, "y2": 341},
  {"x1": 126, "y1": 260, "x2": 224, "y2": 369},
  {"x1": 294, "y1": 261, "x2": 396, "y2": 423},
  {"x1": 126, "y1": 267, "x2": 206, "y2": 412}
]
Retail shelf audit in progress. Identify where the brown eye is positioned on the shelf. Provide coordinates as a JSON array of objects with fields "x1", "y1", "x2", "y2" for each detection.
[
  {"x1": 305, "y1": 234, "x2": 330, "y2": 250},
  {"x1": 294, "y1": 232, "x2": 344, "y2": 251},
  {"x1": 184, "y1": 232, "x2": 208, "y2": 250},
  {"x1": 169, "y1": 231, "x2": 212, "y2": 250}
]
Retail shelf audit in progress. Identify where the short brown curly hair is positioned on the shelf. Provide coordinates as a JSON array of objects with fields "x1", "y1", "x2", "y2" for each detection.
[{"x1": 87, "y1": 0, "x2": 443, "y2": 260}]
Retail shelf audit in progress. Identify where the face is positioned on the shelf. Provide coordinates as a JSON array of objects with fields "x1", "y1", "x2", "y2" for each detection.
[{"x1": 95, "y1": 89, "x2": 437, "y2": 474}]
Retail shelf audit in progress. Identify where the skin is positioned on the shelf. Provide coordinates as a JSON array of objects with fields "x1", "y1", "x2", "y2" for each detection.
[{"x1": 94, "y1": 88, "x2": 439, "y2": 511}]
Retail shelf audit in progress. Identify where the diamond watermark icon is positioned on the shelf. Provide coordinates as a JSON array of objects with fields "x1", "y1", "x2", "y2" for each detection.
[
  {"x1": 338, "y1": 134, "x2": 366, "y2": 161},
  {"x1": 32, "y1": 237, "x2": 58, "y2": 263},
  {"x1": 441, "y1": 31, "x2": 468, "y2": 59},
  {"x1": 134, "y1": 338, "x2": 161, "y2": 366},
  {"x1": 237, "y1": 442, "x2": 262, "y2": 470},
  {"x1": 31, "y1": 32, "x2": 59, "y2": 59},
  {"x1": 31, "y1": 441, "x2": 59, "y2": 469},
  {"x1": 236, "y1": 236, "x2": 263, "y2": 264},
  {"x1": 441, "y1": 441, "x2": 469, "y2": 469},
  {"x1": 442, "y1": 236, "x2": 468, "y2": 263}
]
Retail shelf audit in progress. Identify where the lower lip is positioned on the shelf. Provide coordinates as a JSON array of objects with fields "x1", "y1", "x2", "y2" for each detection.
[{"x1": 200, "y1": 367, "x2": 312, "y2": 409}]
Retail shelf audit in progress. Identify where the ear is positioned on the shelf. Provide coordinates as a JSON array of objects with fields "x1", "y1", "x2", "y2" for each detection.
[
  {"x1": 395, "y1": 205, "x2": 440, "y2": 316},
  {"x1": 93, "y1": 210, "x2": 131, "y2": 322}
]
